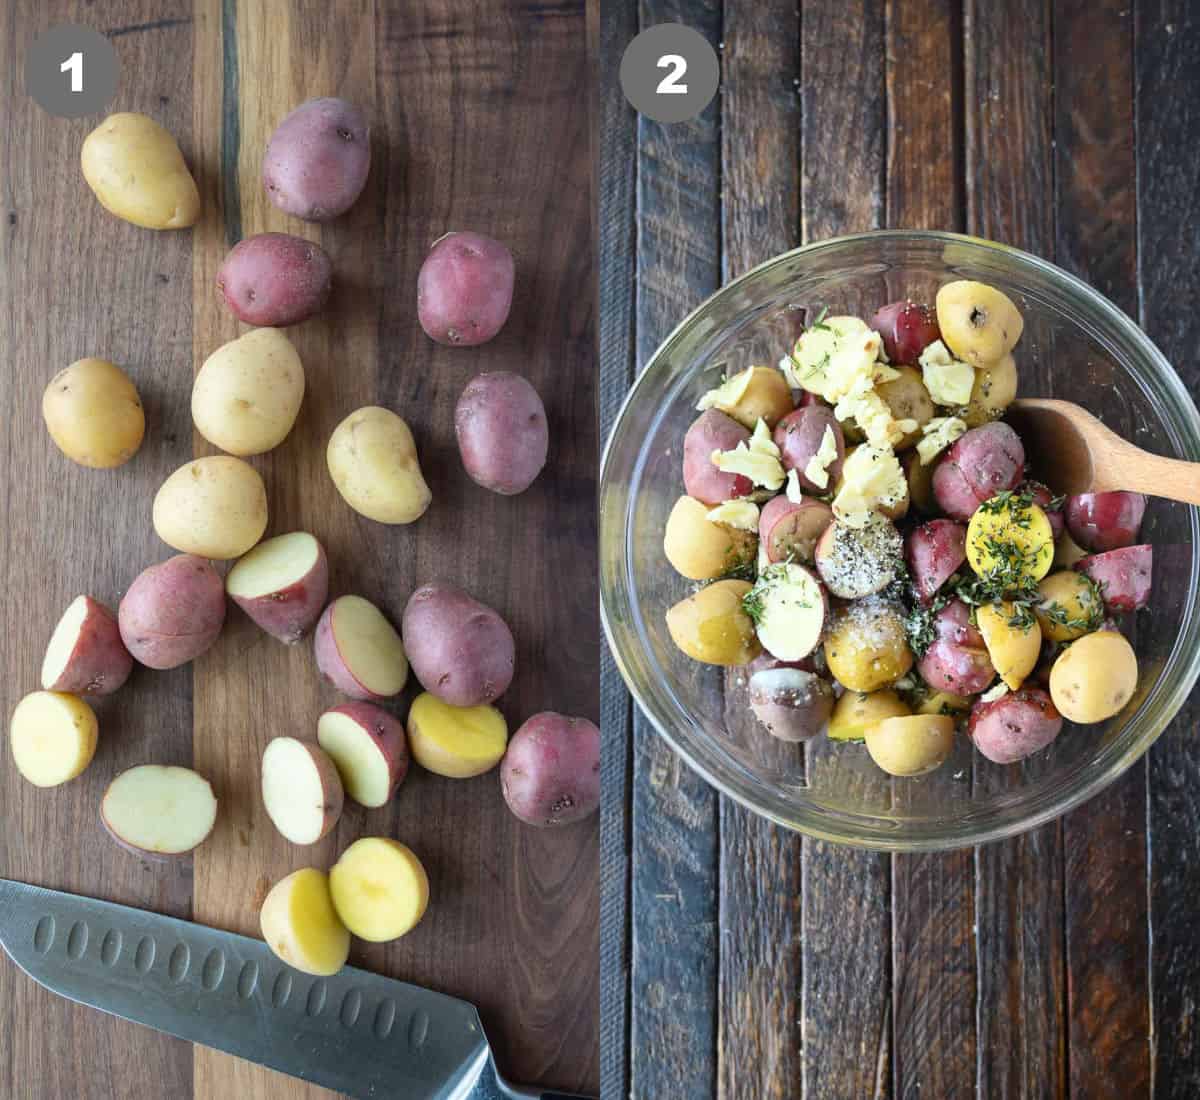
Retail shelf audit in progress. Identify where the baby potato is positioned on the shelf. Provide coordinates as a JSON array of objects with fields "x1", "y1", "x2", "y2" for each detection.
[
  {"x1": 957, "y1": 354, "x2": 1018, "y2": 427},
  {"x1": 916, "y1": 689, "x2": 974, "y2": 716},
  {"x1": 665, "y1": 580, "x2": 761, "y2": 667},
  {"x1": 875, "y1": 365, "x2": 934, "y2": 449},
  {"x1": 192, "y1": 328, "x2": 305, "y2": 456},
  {"x1": 152, "y1": 456, "x2": 268, "y2": 560},
  {"x1": 454, "y1": 372, "x2": 548, "y2": 495},
  {"x1": 663, "y1": 496, "x2": 756, "y2": 581},
  {"x1": 81, "y1": 113, "x2": 200, "y2": 229},
  {"x1": 965, "y1": 495, "x2": 1054, "y2": 583},
  {"x1": 407, "y1": 692, "x2": 507, "y2": 779},
  {"x1": 42, "y1": 358, "x2": 145, "y2": 469},
  {"x1": 824, "y1": 600, "x2": 913, "y2": 693},
  {"x1": 1036, "y1": 570, "x2": 1103, "y2": 642},
  {"x1": 935, "y1": 281, "x2": 1024, "y2": 367},
  {"x1": 327, "y1": 406, "x2": 431, "y2": 524},
  {"x1": 976, "y1": 602, "x2": 1041, "y2": 690},
  {"x1": 828, "y1": 688, "x2": 910, "y2": 742},
  {"x1": 417, "y1": 231, "x2": 515, "y2": 346},
  {"x1": 698, "y1": 366, "x2": 794, "y2": 430},
  {"x1": 216, "y1": 233, "x2": 332, "y2": 327},
  {"x1": 902, "y1": 450, "x2": 938, "y2": 514},
  {"x1": 1049, "y1": 630, "x2": 1138, "y2": 723},
  {"x1": 864, "y1": 715, "x2": 956, "y2": 777}
]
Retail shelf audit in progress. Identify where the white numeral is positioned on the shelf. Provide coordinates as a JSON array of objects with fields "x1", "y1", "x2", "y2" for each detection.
[
  {"x1": 656, "y1": 54, "x2": 688, "y2": 95},
  {"x1": 60, "y1": 51, "x2": 83, "y2": 93}
]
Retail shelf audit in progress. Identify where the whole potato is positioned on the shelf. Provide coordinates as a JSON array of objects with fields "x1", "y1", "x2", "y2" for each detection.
[
  {"x1": 119, "y1": 555, "x2": 226, "y2": 669},
  {"x1": 81, "y1": 113, "x2": 200, "y2": 229},
  {"x1": 216, "y1": 233, "x2": 332, "y2": 326},
  {"x1": 501, "y1": 712, "x2": 600, "y2": 827},
  {"x1": 454, "y1": 372, "x2": 548, "y2": 495},
  {"x1": 1049, "y1": 630, "x2": 1138, "y2": 723},
  {"x1": 192, "y1": 328, "x2": 305, "y2": 456},
  {"x1": 683, "y1": 410, "x2": 754, "y2": 504},
  {"x1": 664, "y1": 496, "x2": 756, "y2": 580},
  {"x1": 152, "y1": 456, "x2": 268, "y2": 560},
  {"x1": 969, "y1": 687, "x2": 1062, "y2": 763},
  {"x1": 43, "y1": 358, "x2": 145, "y2": 469},
  {"x1": 824, "y1": 599, "x2": 913, "y2": 693},
  {"x1": 417, "y1": 231, "x2": 515, "y2": 346},
  {"x1": 262, "y1": 97, "x2": 370, "y2": 221},
  {"x1": 916, "y1": 599, "x2": 996, "y2": 695},
  {"x1": 932, "y1": 422, "x2": 1025, "y2": 521},
  {"x1": 402, "y1": 584, "x2": 515, "y2": 706},
  {"x1": 935, "y1": 281, "x2": 1024, "y2": 367},
  {"x1": 865, "y1": 715, "x2": 956, "y2": 777},
  {"x1": 773, "y1": 405, "x2": 845, "y2": 491},
  {"x1": 665, "y1": 580, "x2": 761, "y2": 667},
  {"x1": 747, "y1": 668, "x2": 835, "y2": 742},
  {"x1": 327, "y1": 406, "x2": 431, "y2": 524},
  {"x1": 701, "y1": 366, "x2": 794, "y2": 429}
]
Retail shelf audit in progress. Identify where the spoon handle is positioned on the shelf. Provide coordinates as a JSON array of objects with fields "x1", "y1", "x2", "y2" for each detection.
[{"x1": 1105, "y1": 448, "x2": 1200, "y2": 505}]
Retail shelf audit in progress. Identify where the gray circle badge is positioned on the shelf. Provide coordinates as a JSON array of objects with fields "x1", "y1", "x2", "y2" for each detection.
[
  {"x1": 26, "y1": 25, "x2": 119, "y2": 119},
  {"x1": 620, "y1": 23, "x2": 719, "y2": 124}
]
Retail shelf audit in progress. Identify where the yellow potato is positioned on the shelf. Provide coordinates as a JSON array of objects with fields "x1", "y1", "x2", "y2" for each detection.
[
  {"x1": 152, "y1": 456, "x2": 268, "y2": 559},
  {"x1": 1049, "y1": 630, "x2": 1138, "y2": 723},
  {"x1": 1036, "y1": 570, "x2": 1103, "y2": 642},
  {"x1": 1053, "y1": 530, "x2": 1089, "y2": 569},
  {"x1": 875, "y1": 366, "x2": 935, "y2": 449},
  {"x1": 965, "y1": 495, "x2": 1053, "y2": 583},
  {"x1": 828, "y1": 689, "x2": 910, "y2": 741},
  {"x1": 9, "y1": 691, "x2": 98, "y2": 788},
  {"x1": 915, "y1": 690, "x2": 975, "y2": 716},
  {"x1": 42, "y1": 358, "x2": 145, "y2": 469},
  {"x1": 329, "y1": 838, "x2": 429, "y2": 943},
  {"x1": 864, "y1": 715, "x2": 956, "y2": 776},
  {"x1": 663, "y1": 496, "x2": 756, "y2": 580},
  {"x1": 935, "y1": 281, "x2": 1024, "y2": 367},
  {"x1": 665, "y1": 580, "x2": 761, "y2": 666},
  {"x1": 259, "y1": 868, "x2": 350, "y2": 977},
  {"x1": 192, "y1": 329, "x2": 305, "y2": 456},
  {"x1": 327, "y1": 406, "x2": 431, "y2": 524},
  {"x1": 407, "y1": 692, "x2": 507, "y2": 778},
  {"x1": 824, "y1": 602, "x2": 913, "y2": 693},
  {"x1": 957, "y1": 355, "x2": 1017, "y2": 427},
  {"x1": 699, "y1": 366, "x2": 794, "y2": 429},
  {"x1": 81, "y1": 113, "x2": 200, "y2": 229},
  {"x1": 976, "y1": 602, "x2": 1041, "y2": 690}
]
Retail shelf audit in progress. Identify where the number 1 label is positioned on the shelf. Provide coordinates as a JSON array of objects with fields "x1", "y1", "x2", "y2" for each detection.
[{"x1": 60, "y1": 51, "x2": 82, "y2": 93}]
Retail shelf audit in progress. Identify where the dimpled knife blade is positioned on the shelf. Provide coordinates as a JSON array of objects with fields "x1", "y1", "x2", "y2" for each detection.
[{"x1": 0, "y1": 879, "x2": 585, "y2": 1100}]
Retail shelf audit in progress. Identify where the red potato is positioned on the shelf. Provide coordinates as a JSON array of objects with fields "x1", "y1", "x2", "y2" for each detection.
[
  {"x1": 118, "y1": 555, "x2": 226, "y2": 670},
  {"x1": 261, "y1": 737, "x2": 343, "y2": 845},
  {"x1": 402, "y1": 584, "x2": 515, "y2": 706},
  {"x1": 905, "y1": 519, "x2": 967, "y2": 605},
  {"x1": 917, "y1": 599, "x2": 995, "y2": 695},
  {"x1": 102, "y1": 765, "x2": 217, "y2": 858},
  {"x1": 742, "y1": 649, "x2": 822, "y2": 676},
  {"x1": 262, "y1": 97, "x2": 370, "y2": 221},
  {"x1": 500, "y1": 712, "x2": 600, "y2": 827},
  {"x1": 1065, "y1": 492, "x2": 1146, "y2": 552},
  {"x1": 41, "y1": 595, "x2": 132, "y2": 696},
  {"x1": 932, "y1": 422, "x2": 1025, "y2": 521},
  {"x1": 747, "y1": 667, "x2": 835, "y2": 742},
  {"x1": 454, "y1": 372, "x2": 548, "y2": 495},
  {"x1": 226, "y1": 532, "x2": 329, "y2": 644},
  {"x1": 869, "y1": 300, "x2": 941, "y2": 364},
  {"x1": 969, "y1": 687, "x2": 1063, "y2": 764},
  {"x1": 1075, "y1": 545, "x2": 1153, "y2": 612},
  {"x1": 758, "y1": 495, "x2": 834, "y2": 564},
  {"x1": 773, "y1": 405, "x2": 845, "y2": 490},
  {"x1": 316, "y1": 702, "x2": 409, "y2": 809},
  {"x1": 216, "y1": 233, "x2": 332, "y2": 327},
  {"x1": 796, "y1": 390, "x2": 827, "y2": 409},
  {"x1": 683, "y1": 410, "x2": 753, "y2": 504},
  {"x1": 314, "y1": 596, "x2": 408, "y2": 701},
  {"x1": 417, "y1": 231, "x2": 514, "y2": 346},
  {"x1": 1022, "y1": 481, "x2": 1065, "y2": 541}
]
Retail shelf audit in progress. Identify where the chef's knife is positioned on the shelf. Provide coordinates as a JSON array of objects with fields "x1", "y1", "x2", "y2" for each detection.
[{"x1": 0, "y1": 878, "x2": 590, "y2": 1100}]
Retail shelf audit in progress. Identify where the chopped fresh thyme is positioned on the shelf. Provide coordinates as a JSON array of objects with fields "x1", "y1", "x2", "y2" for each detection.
[
  {"x1": 741, "y1": 585, "x2": 766, "y2": 624},
  {"x1": 905, "y1": 592, "x2": 950, "y2": 658},
  {"x1": 809, "y1": 305, "x2": 830, "y2": 332},
  {"x1": 976, "y1": 489, "x2": 1036, "y2": 517}
]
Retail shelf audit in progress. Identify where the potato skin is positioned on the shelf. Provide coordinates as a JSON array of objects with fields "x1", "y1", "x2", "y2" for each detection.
[
  {"x1": 1049, "y1": 630, "x2": 1138, "y2": 723},
  {"x1": 42, "y1": 596, "x2": 133, "y2": 696},
  {"x1": 81, "y1": 113, "x2": 200, "y2": 229},
  {"x1": 760, "y1": 496, "x2": 833, "y2": 564},
  {"x1": 262, "y1": 97, "x2": 370, "y2": 221},
  {"x1": 152, "y1": 456, "x2": 268, "y2": 560},
  {"x1": 875, "y1": 365, "x2": 935, "y2": 449},
  {"x1": 665, "y1": 580, "x2": 762, "y2": 667},
  {"x1": 228, "y1": 538, "x2": 329, "y2": 644},
  {"x1": 1075, "y1": 545, "x2": 1153, "y2": 612},
  {"x1": 865, "y1": 714, "x2": 956, "y2": 776},
  {"x1": 43, "y1": 358, "x2": 145, "y2": 469},
  {"x1": 402, "y1": 584, "x2": 516, "y2": 706},
  {"x1": 327, "y1": 406, "x2": 431, "y2": 524},
  {"x1": 119, "y1": 555, "x2": 226, "y2": 669},
  {"x1": 773, "y1": 405, "x2": 845, "y2": 491},
  {"x1": 969, "y1": 687, "x2": 1062, "y2": 763},
  {"x1": 417, "y1": 231, "x2": 515, "y2": 346},
  {"x1": 192, "y1": 328, "x2": 306, "y2": 456},
  {"x1": 935, "y1": 281, "x2": 1024, "y2": 367},
  {"x1": 216, "y1": 233, "x2": 332, "y2": 326},
  {"x1": 932, "y1": 422, "x2": 1025, "y2": 521},
  {"x1": 707, "y1": 366, "x2": 794, "y2": 429},
  {"x1": 683, "y1": 410, "x2": 754, "y2": 504},
  {"x1": 500, "y1": 712, "x2": 600, "y2": 827},
  {"x1": 747, "y1": 668, "x2": 835, "y2": 742},
  {"x1": 664, "y1": 496, "x2": 756, "y2": 580},
  {"x1": 905, "y1": 519, "x2": 966, "y2": 605},
  {"x1": 916, "y1": 600, "x2": 995, "y2": 695},
  {"x1": 828, "y1": 689, "x2": 911, "y2": 741},
  {"x1": 454, "y1": 372, "x2": 548, "y2": 495},
  {"x1": 1035, "y1": 570, "x2": 1103, "y2": 642}
]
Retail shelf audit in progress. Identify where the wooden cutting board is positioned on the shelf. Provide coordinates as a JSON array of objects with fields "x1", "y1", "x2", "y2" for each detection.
[{"x1": 0, "y1": 2, "x2": 599, "y2": 1097}]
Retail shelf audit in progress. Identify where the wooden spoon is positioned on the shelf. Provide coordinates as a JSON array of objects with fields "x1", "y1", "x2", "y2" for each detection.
[{"x1": 1006, "y1": 398, "x2": 1200, "y2": 503}]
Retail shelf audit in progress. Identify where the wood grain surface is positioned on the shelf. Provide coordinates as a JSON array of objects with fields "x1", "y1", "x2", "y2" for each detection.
[
  {"x1": 600, "y1": 0, "x2": 1200, "y2": 1098},
  {"x1": 0, "y1": 2, "x2": 599, "y2": 1098}
]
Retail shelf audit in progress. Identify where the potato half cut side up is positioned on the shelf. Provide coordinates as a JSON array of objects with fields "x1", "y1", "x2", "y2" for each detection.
[
  {"x1": 10, "y1": 691, "x2": 98, "y2": 787},
  {"x1": 226, "y1": 532, "x2": 328, "y2": 643},
  {"x1": 41, "y1": 595, "x2": 133, "y2": 696},
  {"x1": 329, "y1": 837, "x2": 429, "y2": 943},
  {"x1": 261, "y1": 737, "x2": 343, "y2": 845},
  {"x1": 315, "y1": 596, "x2": 408, "y2": 701},
  {"x1": 316, "y1": 704, "x2": 409, "y2": 808},
  {"x1": 102, "y1": 765, "x2": 217, "y2": 857}
]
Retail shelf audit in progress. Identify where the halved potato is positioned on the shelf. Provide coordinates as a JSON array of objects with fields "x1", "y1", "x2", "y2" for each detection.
[{"x1": 102, "y1": 765, "x2": 217, "y2": 857}]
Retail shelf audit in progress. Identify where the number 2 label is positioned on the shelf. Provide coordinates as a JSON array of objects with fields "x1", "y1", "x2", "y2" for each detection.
[
  {"x1": 60, "y1": 51, "x2": 82, "y2": 93},
  {"x1": 656, "y1": 54, "x2": 688, "y2": 95}
]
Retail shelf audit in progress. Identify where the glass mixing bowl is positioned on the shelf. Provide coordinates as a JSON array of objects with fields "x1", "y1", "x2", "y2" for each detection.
[{"x1": 600, "y1": 231, "x2": 1200, "y2": 850}]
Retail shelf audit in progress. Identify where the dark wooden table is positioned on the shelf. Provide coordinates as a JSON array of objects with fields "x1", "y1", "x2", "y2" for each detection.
[
  {"x1": 0, "y1": 2, "x2": 598, "y2": 1098},
  {"x1": 600, "y1": 1, "x2": 1200, "y2": 1097}
]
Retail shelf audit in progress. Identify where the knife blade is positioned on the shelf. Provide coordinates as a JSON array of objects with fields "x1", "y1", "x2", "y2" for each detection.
[{"x1": 0, "y1": 879, "x2": 589, "y2": 1100}]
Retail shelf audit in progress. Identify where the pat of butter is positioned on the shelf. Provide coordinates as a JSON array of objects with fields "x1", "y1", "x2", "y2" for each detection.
[
  {"x1": 831, "y1": 444, "x2": 907, "y2": 528},
  {"x1": 801, "y1": 425, "x2": 840, "y2": 489},
  {"x1": 711, "y1": 418, "x2": 785, "y2": 492},
  {"x1": 919, "y1": 340, "x2": 975, "y2": 406},
  {"x1": 696, "y1": 367, "x2": 753, "y2": 414},
  {"x1": 788, "y1": 317, "x2": 893, "y2": 400},
  {"x1": 916, "y1": 416, "x2": 968, "y2": 465},
  {"x1": 834, "y1": 389, "x2": 919, "y2": 450},
  {"x1": 980, "y1": 680, "x2": 1010, "y2": 703},
  {"x1": 706, "y1": 499, "x2": 760, "y2": 531}
]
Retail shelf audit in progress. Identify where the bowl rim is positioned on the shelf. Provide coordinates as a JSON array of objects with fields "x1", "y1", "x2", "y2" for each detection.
[{"x1": 600, "y1": 228, "x2": 1200, "y2": 851}]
